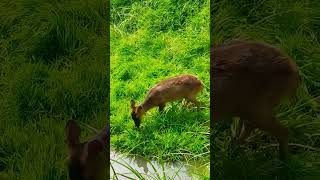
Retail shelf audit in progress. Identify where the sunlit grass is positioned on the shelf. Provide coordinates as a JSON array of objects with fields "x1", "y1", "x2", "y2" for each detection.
[{"x1": 110, "y1": 0, "x2": 210, "y2": 165}]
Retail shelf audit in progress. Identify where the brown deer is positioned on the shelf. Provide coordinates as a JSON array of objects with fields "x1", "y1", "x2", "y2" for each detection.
[
  {"x1": 66, "y1": 120, "x2": 109, "y2": 180},
  {"x1": 130, "y1": 74, "x2": 204, "y2": 128},
  {"x1": 211, "y1": 40, "x2": 299, "y2": 160}
]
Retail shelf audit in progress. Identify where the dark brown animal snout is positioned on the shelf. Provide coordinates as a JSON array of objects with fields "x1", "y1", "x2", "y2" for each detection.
[
  {"x1": 66, "y1": 120, "x2": 109, "y2": 180},
  {"x1": 130, "y1": 100, "x2": 142, "y2": 128}
]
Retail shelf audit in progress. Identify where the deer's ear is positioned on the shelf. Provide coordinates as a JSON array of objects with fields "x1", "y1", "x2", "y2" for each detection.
[
  {"x1": 130, "y1": 100, "x2": 136, "y2": 109},
  {"x1": 66, "y1": 120, "x2": 80, "y2": 148}
]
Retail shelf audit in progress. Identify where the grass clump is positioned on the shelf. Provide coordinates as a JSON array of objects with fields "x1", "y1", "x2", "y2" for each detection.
[
  {"x1": 0, "y1": 0, "x2": 108, "y2": 179},
  {"x1": 212, "y1": 0, "x2": 320, "y2": 179},
  {"x1": 110, "y1": 0, "x2": 210, "y2": 166}
]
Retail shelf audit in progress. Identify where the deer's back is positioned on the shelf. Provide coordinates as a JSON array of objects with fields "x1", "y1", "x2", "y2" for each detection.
[
  {"x1": 211, "y1": 41, "x2": 299, "y2": 118},
  {"x1": 146, "y1": 75, "x2": 203, "y2": 103}
]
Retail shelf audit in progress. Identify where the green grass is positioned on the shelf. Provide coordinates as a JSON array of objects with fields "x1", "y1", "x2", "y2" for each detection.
[
  {"x1": 110, "y1": 0, "x2": 210, "y2": 166},
  {"x1": 212, "y1": 0, "x2": 320, "y2": 179},
  {"x1": 0, "y1": 0, "x2": 108, "y2": 179}
]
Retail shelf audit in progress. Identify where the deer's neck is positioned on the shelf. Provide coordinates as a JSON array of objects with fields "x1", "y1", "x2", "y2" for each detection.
[{"x1": 140, "y1": 98, "x2": 156, "y2": 114}]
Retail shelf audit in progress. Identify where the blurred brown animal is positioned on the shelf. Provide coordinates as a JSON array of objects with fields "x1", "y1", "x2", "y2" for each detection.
[
  {"x1": 130, "y1": 74, "x2": 204, "y2": 128},
  {"x1": 66, "y1": 120, "x2": 109, "y2": 180},
  {"x1": 211, "y1": 40, "x2": 299, "y2": 160}
]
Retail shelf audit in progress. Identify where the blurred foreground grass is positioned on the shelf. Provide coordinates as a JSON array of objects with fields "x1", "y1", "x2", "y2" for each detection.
[
  {"x1": 0, "y1": 0, "x2": 108, "y2": 179},
  {"x1": 212, "y1": 0, "x2": 320, "y2": 179}
]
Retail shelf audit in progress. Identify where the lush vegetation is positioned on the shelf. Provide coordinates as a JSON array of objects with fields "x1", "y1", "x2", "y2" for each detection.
[
  {"x1": 110, "y1": 0, "x2": 210, "y2": 174},
  {"x1": 0, "y1": 0, "x2": 108, "y2": 179},
  {"x1": 212, "y1": 0, "x2": 320, "y2": 179}
]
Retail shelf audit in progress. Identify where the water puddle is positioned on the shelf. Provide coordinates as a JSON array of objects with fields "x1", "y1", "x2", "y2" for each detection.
[{"x1": 110, "y1": 150, "x2": 208, "y2": 180}]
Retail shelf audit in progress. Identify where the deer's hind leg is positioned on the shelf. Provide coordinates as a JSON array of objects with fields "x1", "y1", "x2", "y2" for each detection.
[
  {"x1": 256, "y1": 115, "x2": 289, "y2": 160},
  {"x1": 185, "y1": 94, "x2": 201, "y2": 108}
]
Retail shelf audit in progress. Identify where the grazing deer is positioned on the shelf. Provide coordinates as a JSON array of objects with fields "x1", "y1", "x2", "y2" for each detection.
[
  {"x1": 211, "y1": 40, "x2": 299, "y2": 160},
  {"x1": 66, "y1": 120, "x2": 109, "y2": 180},
  {"x1": 130, "y1": 74, "x2": 204, "y2": 128}
]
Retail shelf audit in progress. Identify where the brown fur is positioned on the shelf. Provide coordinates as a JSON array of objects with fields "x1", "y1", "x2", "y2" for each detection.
[
  {"x1": 66, "y1": 120, "x2": 109, "y2": 180},
  {"x1": 131, "y1": 74, "x2": 204, "y2": 128},
  {"x1": 211, "y1": 40, "x2": 299, "y2": 160}
]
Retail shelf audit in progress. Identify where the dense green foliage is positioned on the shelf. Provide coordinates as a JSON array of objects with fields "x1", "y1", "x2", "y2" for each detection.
[
  {"x1": 110, "y1": 0, "x2": 210, "y2": 168},
  {"x1": 0, "y1": 0, "x2": 108, "y2": 179},
  {"x1": 212, "y1": 0, "x2": 320, "y2": 179}
]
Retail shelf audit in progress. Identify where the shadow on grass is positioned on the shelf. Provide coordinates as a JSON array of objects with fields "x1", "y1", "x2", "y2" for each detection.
[{"x1": 212, "y1": 149, "x2": 320, "y2": 180}]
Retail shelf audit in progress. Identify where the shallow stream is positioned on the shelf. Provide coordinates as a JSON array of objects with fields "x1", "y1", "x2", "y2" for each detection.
[{"x1": 110, "y1": 150, "x2": 209, "y2": 180}]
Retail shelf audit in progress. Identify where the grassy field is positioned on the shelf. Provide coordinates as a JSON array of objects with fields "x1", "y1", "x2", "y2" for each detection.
[
  {"x1": 0, "y1": 0, "x2": 108, "y2": 179},
  {"x1": 110, "y1": 0, "x2": 210, "y2": 169},
  {"x1": 212, "y1": 0, "x2": 320, "y2": 179}
]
